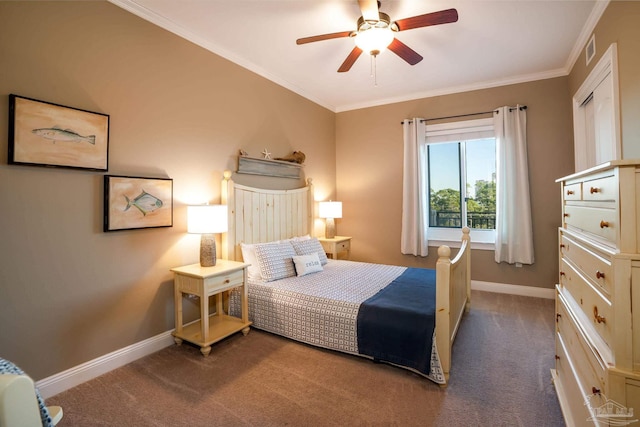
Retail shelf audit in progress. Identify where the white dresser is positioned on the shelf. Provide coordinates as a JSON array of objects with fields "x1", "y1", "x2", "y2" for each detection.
[{"x1": 552, "y1": 160, "x2": 640, "y2": 426}]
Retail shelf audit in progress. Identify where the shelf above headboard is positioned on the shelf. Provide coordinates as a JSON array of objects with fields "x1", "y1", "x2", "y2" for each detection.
[{"x1": 237, "y1": 156, "x2": 303, "y2": 179}]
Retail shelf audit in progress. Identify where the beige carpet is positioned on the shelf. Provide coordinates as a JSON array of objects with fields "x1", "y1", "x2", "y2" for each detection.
[{"x1": 48, "y1": 291, "x2": 564, "y2": 426}]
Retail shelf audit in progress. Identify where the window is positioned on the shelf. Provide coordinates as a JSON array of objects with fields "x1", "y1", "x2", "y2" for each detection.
[{"x1": 423, "y1": 118, "x2": 496, "y2": 246}]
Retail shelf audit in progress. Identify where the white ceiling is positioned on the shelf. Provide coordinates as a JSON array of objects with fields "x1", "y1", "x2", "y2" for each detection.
[{"x1": 109, "y1": 0, "x2": 607, "y2": 112}]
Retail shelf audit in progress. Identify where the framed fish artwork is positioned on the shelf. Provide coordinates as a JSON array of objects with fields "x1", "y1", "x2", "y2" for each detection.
[
  {"x1": 104, "y1": 175, "x2": 173, "y2": 232},
  {"x1": 8, "y1": 94, "x2": 109, "y2": 171}
]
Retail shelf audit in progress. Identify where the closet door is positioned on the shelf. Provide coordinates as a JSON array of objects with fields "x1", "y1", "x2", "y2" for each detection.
[
  {"x1": 593, "y1": 71, "x2": 615, "y2": 165},
  {"x1": 573, "y1": 43, "x2": 620, "y2": 172}
]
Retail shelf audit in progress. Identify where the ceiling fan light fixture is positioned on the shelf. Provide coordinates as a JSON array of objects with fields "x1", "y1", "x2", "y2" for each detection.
[{"x1": 354, "y1": 27, "x2": 394, "y2": 56}]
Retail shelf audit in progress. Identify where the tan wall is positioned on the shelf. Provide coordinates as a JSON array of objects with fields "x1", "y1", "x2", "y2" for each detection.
[
  {"x1": 336, "y1": 77, "x2": 574, "y2": 289},
  {"x1": 568, "y1": 1, "x2": 640, "y2": 159},
  {"x1": 0, "y1": 1, "x2": 335, "y2": 379}
]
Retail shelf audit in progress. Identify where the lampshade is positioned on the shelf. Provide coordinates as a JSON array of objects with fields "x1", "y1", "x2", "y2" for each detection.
[
  {"x1": 187, "y1": 204, "x2": 228, "y2": 267},
  {"x1": 187, "y1": 205, "x2": 228, "y2": 234},
  {"x1": 319, "y1": 201, "x2": 342, "y2": 219},
  {"x1": 354, "y1": 27, "x2": 394, "y2": 55}
]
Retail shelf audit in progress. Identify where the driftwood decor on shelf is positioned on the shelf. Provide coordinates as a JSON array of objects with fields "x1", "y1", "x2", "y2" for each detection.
[{"x1": 237, "y1": 156, "x2": 303, "y2": 179}]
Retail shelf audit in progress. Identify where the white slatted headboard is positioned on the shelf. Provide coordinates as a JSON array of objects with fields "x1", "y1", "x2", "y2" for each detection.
[{"x1": 221, "y1": 171, "x2": 314, "y2": 261}]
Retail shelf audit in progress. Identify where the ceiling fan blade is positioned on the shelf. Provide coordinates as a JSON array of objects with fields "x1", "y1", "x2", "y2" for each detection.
[
  {"x1": 388, "y1": 38, "x2": 423, "y2": 65},
  {"x1": 358, "y1": 0, "x2": 379, "y2": 22},
  {"x1": 338, "y1": 47, "x2": 363, "y2": 73},
  {"x1": 395, "y1": 8, "x2": 458, "y2": 31},
  {"x1": 296, "y1": 31, "x2": 352, "y2": 45}
]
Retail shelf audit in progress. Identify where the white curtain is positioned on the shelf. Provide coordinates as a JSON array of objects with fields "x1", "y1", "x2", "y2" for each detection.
[
  {"x1": 494, "y1": 106, "x2": 534, "y2": 264},
  {"x1": 401, "y1": 118, "x2": 429, "y2": 256}
]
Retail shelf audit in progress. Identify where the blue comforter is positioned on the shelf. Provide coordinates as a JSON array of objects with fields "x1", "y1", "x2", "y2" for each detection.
[{"x1": 356, "y1": 268, "x2": 436, "y2": 376}]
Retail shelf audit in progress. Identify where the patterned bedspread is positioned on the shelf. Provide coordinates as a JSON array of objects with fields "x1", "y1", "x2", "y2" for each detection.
[{"x1": 229, "y1": 259, "x2": 445, "y2": 383}]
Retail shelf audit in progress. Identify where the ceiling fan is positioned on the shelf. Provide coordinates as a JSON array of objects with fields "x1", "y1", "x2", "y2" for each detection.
[{"x1": 296, "y1": 0, "x2": 458, "y2": 73}]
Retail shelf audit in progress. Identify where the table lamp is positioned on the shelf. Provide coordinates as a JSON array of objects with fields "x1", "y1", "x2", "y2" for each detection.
[
  {"x1": 319, "y1": 201, "x2": 342, "y2": 239},
  {"x1": 187, "y1": 204, "x2": 228, "y2": 267}
]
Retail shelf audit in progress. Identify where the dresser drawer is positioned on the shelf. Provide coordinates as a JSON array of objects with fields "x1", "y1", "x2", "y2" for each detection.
[
  {"x1": 563, "y1": 182, "x2": 582, "y2": 201},
  {"x1": 582, "y1": 174, "x2": 618, "y2": 202},
  {"x1": 204, "y1": 269, "x2": 244, "y2": 294},
  {"x1": 564, "y1": 205, "x2": 617, "y2": 244},
  {"x1": 556, "y1": 293, "x2": 606, "y2": 397},
  {"x1": 560, "y1": 259, "x2": 612, "y2": 350},
  {"x1": 560, "y1": 232, "x2": 612, "y2": 295},
  {"x1": 554, "y1": 332, "x2": 595, "y2": 426}
]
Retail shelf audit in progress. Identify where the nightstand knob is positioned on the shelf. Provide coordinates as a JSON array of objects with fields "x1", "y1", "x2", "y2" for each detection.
[
  {"x1": 567, "y1": 190, "x2": 574, "y2": 195},
  {"x1": 590, "y1": 187, "x2": 600, "y2": 194},
  {"x1": 596, "y1": 271, "x2": 605, "y2": 279},
  {"x1": 600, "y1": 220, "x2": 610, "y2": 228}
]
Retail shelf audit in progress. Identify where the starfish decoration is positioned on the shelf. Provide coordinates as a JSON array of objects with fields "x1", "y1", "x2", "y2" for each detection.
[{"x1": 262, "y1": 148, "x2": 271, "y2": 159}]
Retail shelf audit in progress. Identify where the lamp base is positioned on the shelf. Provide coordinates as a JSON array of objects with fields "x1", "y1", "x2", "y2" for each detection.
[
  {"x1": 200, "y1": 234, "x2": 217, "y2": 267},
  {"x1": 325, "y1": 218, "x2": 336, "y2": 239}
]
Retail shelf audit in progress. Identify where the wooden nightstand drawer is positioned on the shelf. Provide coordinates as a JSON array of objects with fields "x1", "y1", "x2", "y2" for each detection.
[
  {"x1": 204, "y1": 269, "x2": 244, "y2": 294},
  {"x1": 336, "y1": 240, "x2": 350, "y2": 252}
]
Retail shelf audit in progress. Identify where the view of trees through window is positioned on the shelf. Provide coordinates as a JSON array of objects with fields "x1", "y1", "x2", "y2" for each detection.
[{"x1": 427, "y1": 138, "x2": 496, "y2": 230}]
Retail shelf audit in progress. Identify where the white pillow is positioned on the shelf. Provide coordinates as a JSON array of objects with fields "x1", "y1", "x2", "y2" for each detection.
[
  {"x1": 290, "y1": 238, "x2": 329, "y2": 265},
  {"x1": 292, "y1": 253, "x2": 323, "y2": 277},
  {"x1": 240, "y1": 243, "x2": 262, "y2": 281},
  {"x1": 253, "y1": 241, "x2": 297, "y2": 282}
]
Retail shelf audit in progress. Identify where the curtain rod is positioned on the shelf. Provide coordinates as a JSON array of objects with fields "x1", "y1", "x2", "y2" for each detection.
[{"x1": 400, "y1": 105, "x2": 527, "y2": 125}]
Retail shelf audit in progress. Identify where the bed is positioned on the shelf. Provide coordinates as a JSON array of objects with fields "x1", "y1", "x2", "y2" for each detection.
[{"x1": 221, "y1": 172, "x2": 470, "y2": 385}]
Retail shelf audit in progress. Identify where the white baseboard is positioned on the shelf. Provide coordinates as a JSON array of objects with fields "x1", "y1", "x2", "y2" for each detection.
[
  {"x1": 36, "y1": 330, "x2": 175, "y2": 399},
  {"x1": 471, "y1": 280, "x2": 555, "y2": 299},
  {"x1": 36, "y1": 281, "x2": 553, "y2": 399}
]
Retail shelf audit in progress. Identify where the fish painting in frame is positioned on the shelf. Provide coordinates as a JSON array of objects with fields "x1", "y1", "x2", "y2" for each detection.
[
  {"x1": 104, "y1": 175, "x2": 173, "y2": 232},
  {"x1": 8, "y1": 94, "x2": 109, "y2": 171}
]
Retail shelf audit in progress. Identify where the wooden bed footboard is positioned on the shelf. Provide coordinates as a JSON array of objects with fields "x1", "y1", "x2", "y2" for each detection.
[{"x1": 435, "y1": 227, "x2": 471, "y2": 385}]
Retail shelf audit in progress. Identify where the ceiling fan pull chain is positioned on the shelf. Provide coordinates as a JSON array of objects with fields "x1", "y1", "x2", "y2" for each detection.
[
  {"x1": 373, "y1": 55, "x2": 378, "y2": 87},
  {"x1": 370, "y1": 54, "x2": 374, "y2": 77}
]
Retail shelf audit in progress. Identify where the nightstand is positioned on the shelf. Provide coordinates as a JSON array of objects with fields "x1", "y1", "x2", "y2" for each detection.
[
  {"x1": 318, "y1": 236, "x2": 352, "y2": 260},
  {"x1": 171, "y1": 260, "x2": 251, "y2": 356}
]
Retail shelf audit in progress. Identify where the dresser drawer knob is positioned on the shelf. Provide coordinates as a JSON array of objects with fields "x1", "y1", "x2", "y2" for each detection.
[
  {"x1": 593, "y1": 306, "x2": 606, "y2": 324},
  {"x1": 592, "y1": 386, "x2": 601, "y2": 395},
  {"x1": 556, "y1": 313, "x2": 562, "y2": 322},
  {"x1": 596, "y1": 271, "x2": 605, "y2": 279},
  {"x1": 566, "y1": 190, "x2": 574, "y2": 195},
  {"x1": 563, "y1": 213, "x2": 570, "y2": 218},
  {"x1": 560, "y1": 244, "x2": 565, "y2": 249},
  {"x1": 600, "y1": 220, "x2": 609, "y2": 228},
  {"x1": 224, "y1": 279, "x2": 230, "y2": 284},
  {"x1": 560, "y1": 271, "x2": 565, "y2": 276},
  {"x1": 590, "y1": 187, "x2": 600, "y2": 194}
]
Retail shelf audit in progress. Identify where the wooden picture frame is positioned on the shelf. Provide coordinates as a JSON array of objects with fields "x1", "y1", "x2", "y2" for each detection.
[
  {"x1": 104, "y1": 175, "x2": 173, "y2": 232},
  {"x1": 8, "y1": 94, "x2": 109, "y2": 171}
]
